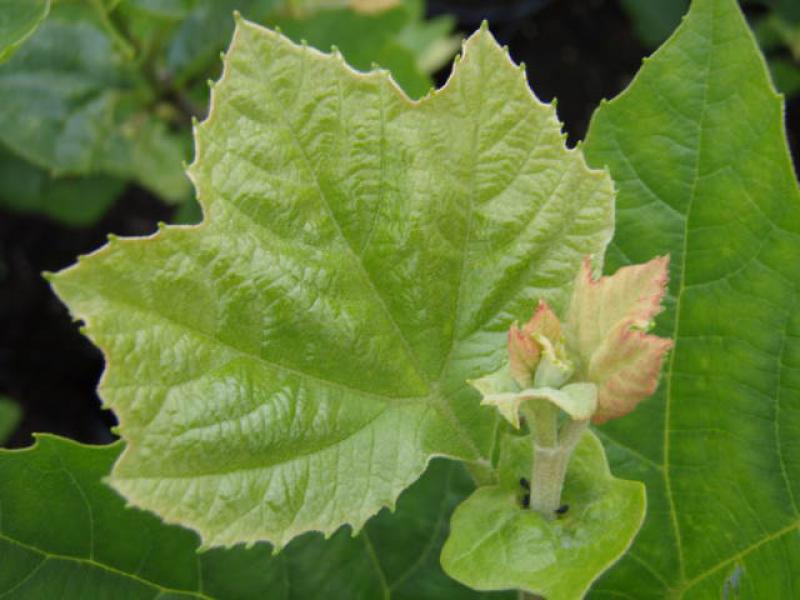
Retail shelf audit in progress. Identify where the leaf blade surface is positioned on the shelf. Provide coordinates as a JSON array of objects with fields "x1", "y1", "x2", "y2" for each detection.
[
  {"x1": 0, "y1": 0, "x2": 50, "y2": 61},
  {"x1": 584, "y1": 0, "x2": 800, "y2": 595},
  {"x1": 52, "y1": 21, "x2": 614, "y2": 548},
  {"x1": 0, "y1": 435, "x2": 512, "y2": 599}
]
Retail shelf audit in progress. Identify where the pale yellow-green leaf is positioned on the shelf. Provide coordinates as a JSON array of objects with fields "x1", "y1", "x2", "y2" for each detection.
[{"x1": 51, "y1": 21, "x2": 614, "y2": 549}]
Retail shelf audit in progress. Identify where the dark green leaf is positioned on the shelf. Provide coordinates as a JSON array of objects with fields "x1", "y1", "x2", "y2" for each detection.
[
  {"x1": 164, "y1": 0, "x2": 278, "y2": 85},
  {"x1": 0, "y1": 146, "x2": 123, "y2": 225},
  {"x1": 0, "y1": 0, "x2": 50, "y2": 61},
  {"x1": 0, "y1": 3, "x2": 190, "y2": 202},
  {"x1": 618, "y1": 0, "x2": 690, "y2": 47},
  {"x1": 584, "y1": 0, "x2": 800, "y2": 595},
  {"x1": 0, "y1": 435, "x2": 510, "y2": 598}
]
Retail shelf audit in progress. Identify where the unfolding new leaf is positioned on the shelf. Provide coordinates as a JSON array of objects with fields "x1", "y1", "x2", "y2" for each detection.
[
  {"x1": 51, "y1": 21, "x2": 614, "y2": 548},
  {"x1": 565, "y1": 257, "x2": 672, "y2": 424}
]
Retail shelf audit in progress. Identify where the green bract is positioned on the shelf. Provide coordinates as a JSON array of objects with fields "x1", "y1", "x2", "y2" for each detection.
[
  {"x1": 0, "y1": 435, "x2": 507, "y2": 599},
  {"x1": 584, "y1": 0, "x2": 800, "y2": 595},
  {"x1": 441, "y1": 432, "x2": 645, "y2": 599},
  {"x1": 51, "y1": 19, "x2": 614, "y2": 550}
]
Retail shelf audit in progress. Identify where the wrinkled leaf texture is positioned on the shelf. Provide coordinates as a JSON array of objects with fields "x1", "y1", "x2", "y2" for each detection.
[{"x1": 51, "y1": 20, "x2": 614, "y2": 549}]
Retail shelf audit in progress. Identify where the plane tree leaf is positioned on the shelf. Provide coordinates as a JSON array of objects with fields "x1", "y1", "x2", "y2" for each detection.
[
  {"x1": 441, "y1": 431, "x2": 645, "y2": 599},
  {"x1": 0, "y1": 0, "x2": 50, "y2": 61},
  {"x1": 583, "y1": 0, "x2": 800, "y2": 595},
  {"x1": 0, "y1": 3, "x2": 190, "y2": 202},
  {"x1": 50, "y1": 21, "x2": 614, "y2": 549},
  {"x1": 0, "y1": 434, "x2": 511, "y2": 598}
]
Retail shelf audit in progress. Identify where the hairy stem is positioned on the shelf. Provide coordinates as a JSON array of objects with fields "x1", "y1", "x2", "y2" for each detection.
[{"x1": 524, "y1": 403, "x2": 589, "y2": 517}]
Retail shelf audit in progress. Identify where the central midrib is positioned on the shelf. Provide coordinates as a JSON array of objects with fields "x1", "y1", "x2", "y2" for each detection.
[{"x1": 236, "y1": 41, "x2": 488, "y2": 460}]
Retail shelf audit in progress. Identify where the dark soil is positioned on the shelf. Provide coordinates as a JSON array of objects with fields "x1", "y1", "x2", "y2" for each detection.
[{"x1": 1, "y1": 0, "x2": 798, "y2": 448}]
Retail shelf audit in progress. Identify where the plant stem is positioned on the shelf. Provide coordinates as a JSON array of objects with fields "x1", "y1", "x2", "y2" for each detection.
[
  {"x1": 524, "y1": 403, "x2": 589, "y2": 517},
  {"x1": 530, "y1": 443, "x2": 567, "y2": 515},
  {"x1": 559, "y1": 418, "x2": 588, "y2": 455},
  {"x1": 526, "y1": 402, "x2": 560, "y2": 515}
]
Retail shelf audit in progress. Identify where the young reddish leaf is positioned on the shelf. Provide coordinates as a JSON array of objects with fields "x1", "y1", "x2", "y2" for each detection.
[
  {"x1": 507, "y1": 323, "x2": 540, "y2": 388},
  {"x1": 565, "y1": 256, "x2": 672, "y2": 422},
  {"x1": 588, "y1": 320, "x2": 674, "y2": 423}
]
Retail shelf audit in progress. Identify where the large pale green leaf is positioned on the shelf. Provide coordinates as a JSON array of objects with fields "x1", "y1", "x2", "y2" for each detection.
[
  {"x1": 583, "y1": 0, "x2": 800, "y2": 596},
  {"x1": 0, "y1": 3, "x2": 189, "y2": 202},
  {"x1": 0, "y1": 0, "x2": 50, "y2": 61},
  {"x1": 51, "y1": 22, "x2": 614, "y2": 549},
  {"x1": 0, "y1": 434, "x2": 510, "y2": 598},
  {"x1": 441, "y1": 432, "x2": 645, "y2": 599}
]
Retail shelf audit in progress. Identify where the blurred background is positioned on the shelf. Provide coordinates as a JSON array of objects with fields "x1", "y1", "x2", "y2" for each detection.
[{"x1": 1, "y1": 0, "x2": 798, "y2": 449}]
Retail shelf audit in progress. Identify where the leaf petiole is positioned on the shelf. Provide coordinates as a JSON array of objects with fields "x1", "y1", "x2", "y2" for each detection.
[{"x1": 524, "y1": 402, "x2": 589, "y2": 517}]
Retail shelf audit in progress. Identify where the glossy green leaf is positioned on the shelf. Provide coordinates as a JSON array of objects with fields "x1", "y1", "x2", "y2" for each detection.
[
  {"x1": 0, "y1": 3, "x2": 189, "y2": 202},
  {"x1": 441, "y1": 431, "x2": 645, "y2": 599},
  {"x1": 0, "y1": 395, "x2": 21, "y2": 445},
  {"x1": 0, "y1": 434, "x2": 509, "y2": 599},
  {"x1": 51, "y1": 22, "x2": 614, "y2": 549},
  {"x1": 583, "y1": 0, "x2": 800, "y2": 595},
  {"x1": 0, "y1": 146, "x2": 122, "y2": 225},
  {"x1": 0, "y1": 0, "x2": 50, "y2": 61}
]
